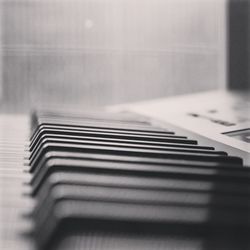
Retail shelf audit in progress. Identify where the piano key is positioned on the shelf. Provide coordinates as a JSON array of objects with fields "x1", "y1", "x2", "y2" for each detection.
[
  {"x1": 33, "y1": 111, "x2": 152, "y2": 125},
  {"x1": 33, "y1": 110, "x2": 152, "y2": 125},
  {"x1": 30, "y1": 132, "x2": 214, "y2": 154},
  {"x1": 30, "y1": 156, "x2": 246, "y2": 183},
  {"x1": 30, "y1": 126, "x2": 191, "y2": 147},
  {"x1": 30, "y1": 124, "x2": 176, "y2": 146},
  {"x1": 33, "y1": 184, "x2": 250, "y2": 242},
  {"x1": 46, "y1": 231, "x2": 249, "y2": 250},
  {"x1": 30, "y1": 130, "x2": 181, "y2": 154},
  {"x1": 29, "y1": 137, "x2": 225, "y2": 164},
  {"x1": 29, "y1": 143, "x2": 242, "y2": 171},
  {"x1": 34, "y1": 184, "x2": 250, "y2": 218},
  {"x1": 34, "y1": 199, "x2": 250, "y2": 249},
  {"x1": 30, "y1": 150, "x2": 243, "y2": 177},
  {"x1": 32, "y1": 118, "x2": 169, "y2": 136},
  {"x1": 36, "y1": 171, "x2": 250, "y2": 198},
  {"x1": 32, "y1": 184, "x2": 250, "y2": 242},
  {"x1": 30, "y1": 127, "x2": 204, "y2": 152},
  {"x1": 29, "y1": 128, "x2": 187, "y2": 154},
  {"x1": 30, "y1": 157, "x2": 250, "y2": 195}
]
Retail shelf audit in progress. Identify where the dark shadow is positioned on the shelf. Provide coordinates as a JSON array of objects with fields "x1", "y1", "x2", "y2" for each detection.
[{"x1": 228, "y1": 0, "x2": 250, "y2": 90}]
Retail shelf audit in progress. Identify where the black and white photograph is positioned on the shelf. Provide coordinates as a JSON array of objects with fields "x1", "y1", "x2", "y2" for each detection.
[{"x1": 0, "y1": 0, "x2": 249, "y2": 249}]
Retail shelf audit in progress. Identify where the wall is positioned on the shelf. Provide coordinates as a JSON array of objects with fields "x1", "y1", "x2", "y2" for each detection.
[{"x1": 0, "y1": 0, "x2": 226, "y2": 112}]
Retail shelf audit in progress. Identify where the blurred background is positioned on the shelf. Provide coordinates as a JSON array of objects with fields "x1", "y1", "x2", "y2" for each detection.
[{"x1": 0, "y1": 0, "x2": 226, "y2": 112}]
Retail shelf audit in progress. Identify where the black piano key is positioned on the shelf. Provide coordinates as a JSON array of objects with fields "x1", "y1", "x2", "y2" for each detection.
[
  {"x1": 34, "y1": 112, "x2": 153, "y2": 125},
  {"x1": 34, "y1": 198, "x2": 250, "y2": 249},
  {"x1": 34, "y1": 184, "x2": 250, "y2": 217},
  {"x1": 32, "y1": 183, "x2": 250, "y2": 242},
  {"x1": 30, "y1": 150, "x2": 242, "y2": 176},
  {"x1": 32, "y1": 117, "x2": 169, "y2": 136},
  {"x1": 30, "y1": 127, "x2": 207, "y2": 153},
  {"x1": 29, "y1": 127, "x2": 187, "y2": 153},
  {"x1": 29, "y1": 143, "x2": 242, "y2": 171},
  {"x1": 30, "y1": 124, "x2": 176, "y2": 147},
  {"x1": 31, "y1": 150, "x2": 237, "y2": 173},
  {"x1": 55, "y1": 199, "x2": 250, "y2": 225},
  {"x1": 30, "y1": 128, "x2": 181, "y2": 153},
  {"x1": 30, "y1": 120, "x2": 172, "y2": 141},
  {"x1": 30, "y1": 157, "x2": 250, "y2": 195},
  {"x1": 33, "y1": 110, "x2": 152, "y2": 125},
  {"x1": 47, "y1": 231, "x2": 250, "y2": 250},
  {"x1": 32, "y1": 184, "x2": 250, "y2": 248},
  {"x1": 32, "y1": 119, "x2": 153, "y2": 133},
  {"x1": 30, "y1": 131, "x2": 214, "y2": 154},
  {"x1": 36, "y1": 171, "x2": 250, "y2": 197},
  {"x1": 30, "y1": 126, "x2": 192, "y2": 147},
  {"x1": 29, "y1": 137, "x2": 225, "y2": 165}
]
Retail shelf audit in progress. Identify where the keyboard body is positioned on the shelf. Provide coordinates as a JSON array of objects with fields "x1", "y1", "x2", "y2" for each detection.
[{"x1": 1, "y1": 90, "x2": 250, "y2": 250}]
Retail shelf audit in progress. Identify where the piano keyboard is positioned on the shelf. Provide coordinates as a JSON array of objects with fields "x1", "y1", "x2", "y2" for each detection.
[{"x1": 1, "y1": 111, "x2": 250, "y2": 250}]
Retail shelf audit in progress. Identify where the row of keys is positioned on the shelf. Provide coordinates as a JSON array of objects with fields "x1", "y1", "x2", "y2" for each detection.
[{"x1": 28, "y1": 111, "x2": 249, "y2": 250}]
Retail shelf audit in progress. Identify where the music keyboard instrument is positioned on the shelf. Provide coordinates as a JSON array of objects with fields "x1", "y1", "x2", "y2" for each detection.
[{"x1": 1, "y1": 109, "x2": 250, "y2": 250}]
